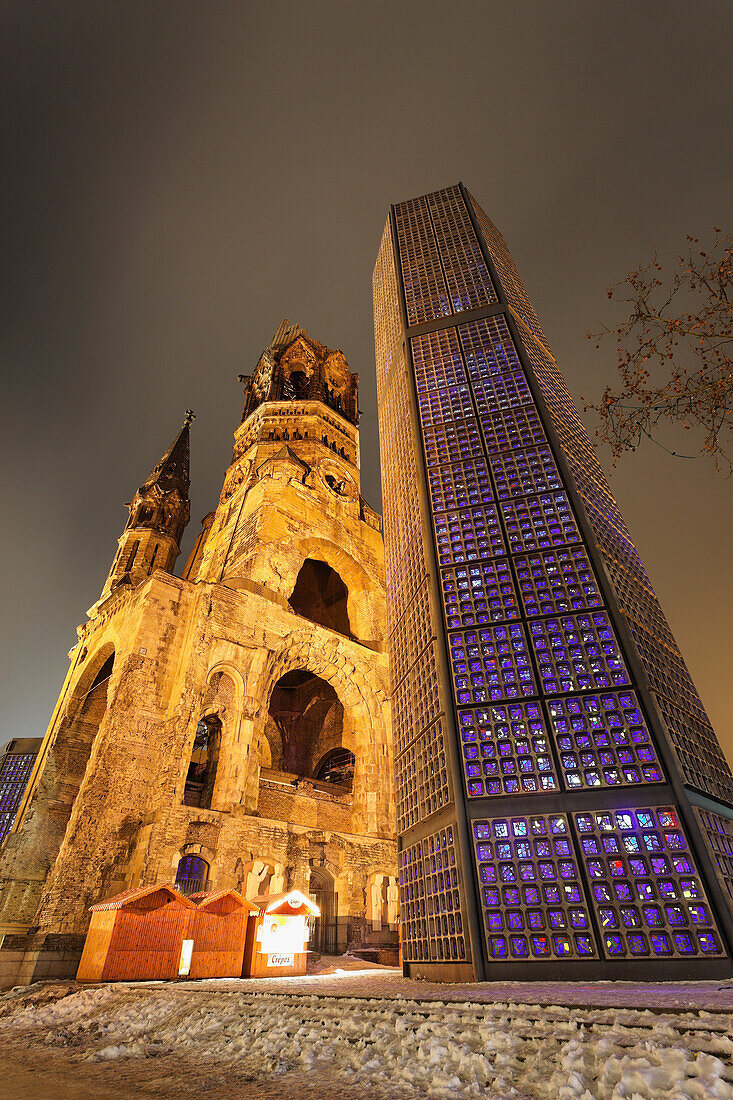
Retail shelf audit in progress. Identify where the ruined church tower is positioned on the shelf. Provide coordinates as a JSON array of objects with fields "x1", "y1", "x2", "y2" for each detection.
[{"x1": 0, "y1": 322, "x2": 396, "y2": 986}]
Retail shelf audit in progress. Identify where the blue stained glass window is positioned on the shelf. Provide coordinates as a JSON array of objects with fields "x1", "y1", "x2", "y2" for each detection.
[
  {"x1": 650, "y1": 933, "x2": 672, "y2": 956},
  {"x1": 472, "y1": 812, "x2": 595, "y2": 960}
]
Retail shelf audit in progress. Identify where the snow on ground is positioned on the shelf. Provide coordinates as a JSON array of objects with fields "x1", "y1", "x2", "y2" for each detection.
[{"x1": 2, "y1": 971, "x2": 732, "y2": 1100}]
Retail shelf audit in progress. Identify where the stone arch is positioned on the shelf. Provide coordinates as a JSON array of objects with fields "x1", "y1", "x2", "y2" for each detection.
[
  {"x1": 288, "y1": 537, "x2": 383, "y2": 642},
  {"x1": 38, "y1": 644, "x2": 117, "y2": 852},
  {"x1": 251, "y1": 635, "x2": 390, "y2": 834},
  {"x1": 237, "y1": 857, "x2": 285, "y2": 899},
  {"x1": 204, "y1": 663, "x2": 244, "y2": 712},
  {"x1": 181, "y1": 665, "x2": 243, "y2": 812},
  {"x1": 289, "y1": 558, "x2": 351, "y2": 637},
  {"x1": 264, "y1": 670, "x2": 345, "y2": 779},
  {"x1": 173, "y1": 851, "x2": 210, "y2": 896}
]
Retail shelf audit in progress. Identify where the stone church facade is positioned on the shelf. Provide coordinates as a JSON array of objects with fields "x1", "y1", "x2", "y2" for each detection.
[{"x1": 0, "y1": 321, "x2": 397, "y2": 986}]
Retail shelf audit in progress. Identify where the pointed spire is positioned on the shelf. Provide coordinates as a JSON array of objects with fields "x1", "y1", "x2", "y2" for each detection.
[{"x1": 141, "y1": 411, "x2": 194, "y2": 496}]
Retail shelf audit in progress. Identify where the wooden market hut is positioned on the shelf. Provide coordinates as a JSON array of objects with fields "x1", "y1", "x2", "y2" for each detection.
[
  {"x1": 243, "y1": 889, "x2": 320, "y2": 978},
  {"x1": 76, "y1": 885, "x2": 194, "y2": 983},
  {"x1": 187, "y1": 889, "x2": 257, "y2": 979}
]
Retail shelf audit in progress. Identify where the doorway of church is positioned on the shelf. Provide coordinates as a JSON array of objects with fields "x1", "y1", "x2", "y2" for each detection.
[{"x1": 308, "y1": 869, "x2": 338, "y2": 955}]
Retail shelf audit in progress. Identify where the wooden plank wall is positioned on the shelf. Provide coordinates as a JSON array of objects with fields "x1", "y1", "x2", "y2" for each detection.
[
  {"x1": 189, "y1": 910, "x2": 248, "y2": 979},
  {"x1": 101, "y1": 906, "x2": 191, "y2": 981}
]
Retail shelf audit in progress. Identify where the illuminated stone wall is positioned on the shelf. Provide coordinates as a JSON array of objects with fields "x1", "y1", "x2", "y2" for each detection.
[{"x1": 0, "y1": 324, "x2": 396, "y2": 984}]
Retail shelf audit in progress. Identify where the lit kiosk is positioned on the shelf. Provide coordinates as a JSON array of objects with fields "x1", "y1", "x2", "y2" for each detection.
[{"x1": 243, "y1": 890, "x2": 319, "y2": 977}]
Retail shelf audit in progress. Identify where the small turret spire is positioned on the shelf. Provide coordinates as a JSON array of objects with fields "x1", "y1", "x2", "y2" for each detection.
[{"x1": 98, "y1": 413, "x2": 193, "y2": 602}]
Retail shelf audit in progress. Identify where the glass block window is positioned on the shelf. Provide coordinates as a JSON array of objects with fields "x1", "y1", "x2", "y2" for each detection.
[
  {"x1": 489, "y1": 445, "x2": 563, "y2": 500},
  {"x1": 529, "y1": 612, "x2": 630, "y2": 694},
  {"x1": 394, "y1": 197, "x2": 450, "y2": 325},
  {"x1": 434, "y1": 507, "x2": 506, "y2": 566},
  {"x1": 418, "y1": 381, "x2": 475, "y2": 426},
  {"x1": 479, "y1": 404, "x2": 547, "y2": 454},
  {"x1": 575, "y1": 807, "x2": 725, "y2": 958},
  {"x1": 0, "y1": 752, "x2": 36, "y2": 844},
  {"x1": 547, "y1": 691, "x2": 665, "y2": 790},
  {"x1": 472, "y1": 813, "x2": 596, "y2": 960},
  {"x1": 501, "y1": 492, "x2": 581, "y2": 554},
  {"x1": 422, "y1": 418, "x2": 484, "y2": 467},
  {"x1": 427, "y1": 186, "x2": 497, "y2": 312},
  {"x1": 373, "y1": 219, "x2": 402, "y2": 402},
  {"x1": 389, "y1": 575, "x2": 433, "y2": 690},
  {"x1": 514, "y1": 545, "x2": 603, "y2": 618},
  {"x1": 694, "y1": 807, "x2": 733, "y2": 913},
  {"x1": 395, "y1": 718, "x2": 451, "y2": 833},
  {"x1": 470, "y1": 372, "x2": 533, "y2": 416},
  {"x1": 449, "y1": 624, "x2": 536, "y2": 704},
  {"x1": 459, "y1": 703, "x2": 558, "y2": 798},
  {"x1": 428, "y1": 459, "x2": 494, "y2": 513},
  {"x1": 412, "y1": 327, "x2": 467, "y2": 387},
  {"x1": 413, "y1": 329, "x2": 474, "y2": 425},
  {"x1": 424, "y1": 824, "x2": 466, "y2": 962},
  {"x1": 459, "y1": 314, "x2": 526, "y2": 382},
  {"x1": 441, "y1": 560, "x2": 519, "y2": 628},
  {"x1": 398, "y1": 826, "x2": 469, "y2": 964},
  {"x1": 391, "y1": 641, "x2": 441, "y2": 757},
  {"x1": 398, "y1": 841, "x2": 428, "y2": 962}
]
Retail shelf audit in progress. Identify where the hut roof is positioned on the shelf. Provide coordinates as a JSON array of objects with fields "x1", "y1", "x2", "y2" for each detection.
[
  {"x1": 188, "y1": 889, "x2": 258, "y2": 912},
  {"x1": 251, "y1": 889, "x2": 320, "y2": 917},
  {"x1": 89, "y1": 884, "x2": 194, "y2": 912}
]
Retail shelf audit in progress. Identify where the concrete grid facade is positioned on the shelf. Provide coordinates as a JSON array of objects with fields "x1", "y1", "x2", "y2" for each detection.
[{"x1": 374, "y1": 183, "x2": 733, "y2": 981}]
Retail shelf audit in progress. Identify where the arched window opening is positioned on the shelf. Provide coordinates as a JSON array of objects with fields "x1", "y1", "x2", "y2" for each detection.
[
  {"x1": 125, "y1": 540, "x2": 140, "y2": 571},
  {"x1": 265, "y1": 670, "x2": 345, "y2": 781},
  {"x1": 288, "y1": 369, "x2": 310, "y2": 396},
  {"x1": 308, "y1": 868, "x2": 338, "y2": 954},
  {"x1": 183, "y1": 716, "x2": 221, "y2": 809},
  {"x1": 289, "y1": 558, "x2": 351, "y2": 637},
  {"x1": 175, "y1": 854, "x2": 208, "y2": 896},
  {"x1": 315, "y1": 747, "x2": 355, "y2": 789},
  {"x1": 43, "y1": 652, "x2": 114, "y2": 859}
]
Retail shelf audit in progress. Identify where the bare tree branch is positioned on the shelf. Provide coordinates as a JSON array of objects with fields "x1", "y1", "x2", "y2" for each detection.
[{"x1": 585, "y1": 230, "x2": 733, "y2": 473}]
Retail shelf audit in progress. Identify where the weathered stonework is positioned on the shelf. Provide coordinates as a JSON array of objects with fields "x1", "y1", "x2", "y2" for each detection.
[{"x1": 0, "y1": 322, "x2": 397, "y2": 987}]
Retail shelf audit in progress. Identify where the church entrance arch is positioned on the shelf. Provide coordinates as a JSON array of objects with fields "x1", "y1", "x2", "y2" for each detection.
[{"x1": 308, "y1": 867, "x2": 337, "y2": 955}]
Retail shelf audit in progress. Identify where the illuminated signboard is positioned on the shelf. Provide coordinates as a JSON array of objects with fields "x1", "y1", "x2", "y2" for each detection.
[{"x1": 260, "y1": 913, "x2": 307, "y2": 955}]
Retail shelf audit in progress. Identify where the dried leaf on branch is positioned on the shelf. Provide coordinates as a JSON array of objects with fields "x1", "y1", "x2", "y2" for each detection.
[{"x1": 586, "y1": 230, "x2": 732, "y2": 472}]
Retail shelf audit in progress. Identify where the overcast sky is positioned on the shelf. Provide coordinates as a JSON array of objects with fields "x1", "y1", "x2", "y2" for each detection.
[{"x1": 2, "y1": 1, "x2": 731, "y2": 766}]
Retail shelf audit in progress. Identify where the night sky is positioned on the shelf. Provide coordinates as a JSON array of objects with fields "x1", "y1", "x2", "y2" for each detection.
[{"x1": 2, "y1": 2, "x2": 731, "y2": 767}]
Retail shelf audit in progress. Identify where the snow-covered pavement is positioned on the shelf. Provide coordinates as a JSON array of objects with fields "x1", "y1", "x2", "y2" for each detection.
[{"x1": 1, "y1": 971, "x2": 732, "y2": 1099}]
